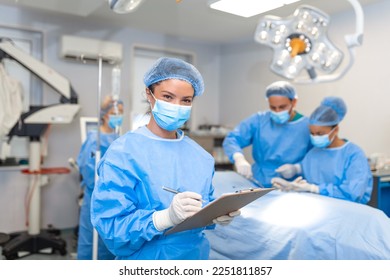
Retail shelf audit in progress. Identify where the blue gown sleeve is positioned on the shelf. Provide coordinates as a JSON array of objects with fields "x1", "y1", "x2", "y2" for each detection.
[
  {"x1": 318, "y1": 151, "x2": 373, "y2": 204},
  {"x1": 77, "y1": 136, "x2": 97, "y2": 190},
  {"x1": 223, "y1": 114, "x2": 258, "y2": 162},
  {"x1": 205, "y1": 171, "x2": 217, "y2": 230},
  {"x1": 90, "y1": 160, "x2": 162, "y2": 257}
]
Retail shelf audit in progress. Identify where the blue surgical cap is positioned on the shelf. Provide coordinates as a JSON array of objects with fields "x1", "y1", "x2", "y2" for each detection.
[
  {"x1": 265, "y1": 81, "x2": 297, "y2": 100},
  {"x1": 309, "y1": 96, "x2": 347, "y2": 126},
  {"x1": 100, "y1": 99, "x2": 123, "y2": 119},
  {"x1": 143, "y1": 57, "x2": 205, "y2": 97}
]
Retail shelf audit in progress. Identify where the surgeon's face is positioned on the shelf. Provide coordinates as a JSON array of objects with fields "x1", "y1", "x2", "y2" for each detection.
[
  {"x1": 268, "y1": 96, "x2": 296, "y2": 113},
  {"x1": 147, "y1": 79, "x2": 194, "y2": 106},
  {"x1": 103, "y1": 103, "x2": 124, "y2": 121},
  {"x1": 107, "y1": 103, "x2": 124, "y2": 115},
  {"x1": 102, "y1": 103, "x2": 124, "y2": 127}
]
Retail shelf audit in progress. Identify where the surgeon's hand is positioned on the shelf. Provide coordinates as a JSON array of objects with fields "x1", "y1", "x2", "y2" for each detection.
[
  {"x1": 275, "y1": 163, "x2": 301, "y2": 179},
  {"x1": 213, "y1": 210, "x2": 241, "y2": 226},
  {"x1": 168, "y1": 192, "x2": 203, "y2": 224},
  {"x1": 271, "y1": 176, "x2": 319, "y2": 193},
  {"x1": 290, "y1": 178, "x2": 319, "y2": 193},
  {"x1": 233, "y1": 152, "x2": 252, "y2": 178},
  {"x1": 152, "y1": 191, "x2": 202, "y2": 231},
  {"x1": 271, "y1": 177, "x2": 294, "y2": 191}
]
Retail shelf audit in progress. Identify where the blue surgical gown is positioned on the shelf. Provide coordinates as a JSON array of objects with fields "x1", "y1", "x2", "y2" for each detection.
[
  {"x1": 90, "y1": 126, "x2": 216, "y2": 260},
  {"x1": 76, "y1": 130, "x2": 118, "y2": 260},
  {"x1": 223, "y1": 111, "x2": 312, "y2": 187},
  {"x1": 300, "y1": 141, "x2": 373, "y2": 204}
]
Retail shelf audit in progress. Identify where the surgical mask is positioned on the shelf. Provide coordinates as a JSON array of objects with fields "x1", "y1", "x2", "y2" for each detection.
[
  {"x1": 310, "y1": 127, "x2": 336, "y2": 148},
  {"x1": 150, "y1": 92, "x2": 192, "y2": 131},
  {"x1": 270, "y1": 109, "x2": 290, "y2": 124},
  {"x1": 108, "y1": 114, "x2": 123, "y2": 129}
]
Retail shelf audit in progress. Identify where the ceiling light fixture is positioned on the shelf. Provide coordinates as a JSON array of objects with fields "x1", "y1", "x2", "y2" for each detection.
[
  {"x1": 208, "y1": 0, "x2": 301, "y2": 18},
  {"x1": 254, "y1": 0, "x2": 364, "y2": 83},
  {"x1": 108, "y1": 0, "x2": 145, "y2": 14}
]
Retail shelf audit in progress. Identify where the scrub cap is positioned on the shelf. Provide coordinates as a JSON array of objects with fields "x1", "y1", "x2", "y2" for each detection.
[
  {"x1": 265, "y1": 81, "x2": 297, "y2": 100},
  {"x1": 100, "y1": 98, "x2": 123, "y2": 119},
  {"x1": 143, "y1": 57, "x2": 205, "y2": 97},
  {"x1": 309, "y1": 96, "x2": 347, "y2": 126}
]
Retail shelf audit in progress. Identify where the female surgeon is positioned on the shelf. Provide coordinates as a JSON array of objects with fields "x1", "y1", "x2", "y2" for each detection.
[
  {"x1": 76, "y1": 95, "x2": 124, "y2": 260},
  {"x1": 90, "y1": 57, "x2": 240, "y2": 260},
  {"x1": 272, "y1": 96, "x2": 373, "y2": 204},
  {"x1": 222, "y1": 81, "x2": 312, "y2": 187}
]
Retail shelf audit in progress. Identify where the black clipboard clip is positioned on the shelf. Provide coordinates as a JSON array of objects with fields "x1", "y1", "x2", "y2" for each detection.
[{"x1": 235, "y1": 188, "x2": 255, "y2": 193}]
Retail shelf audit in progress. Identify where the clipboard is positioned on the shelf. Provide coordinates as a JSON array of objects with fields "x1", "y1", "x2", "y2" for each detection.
[{"x1": 165, "y1": 187, "x2": 275, "y2": 235}]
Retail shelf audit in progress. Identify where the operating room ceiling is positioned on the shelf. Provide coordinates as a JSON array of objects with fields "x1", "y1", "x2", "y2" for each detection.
[{"x1": 0, "y1": 0, "x2": 383, "y2": 44}]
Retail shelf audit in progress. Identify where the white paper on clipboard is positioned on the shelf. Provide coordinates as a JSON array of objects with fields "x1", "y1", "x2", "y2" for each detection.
[{"x1": 165, "y1": 187, "x2": 275, "y2": 235}]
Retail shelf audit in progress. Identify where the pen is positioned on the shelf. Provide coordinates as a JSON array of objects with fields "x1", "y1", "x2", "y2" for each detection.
[
  {"x1": 162, "y1": 186, "x2": 206, "y2": 203},
  {"x1": 162, "y1": 186, "x2": 180, "y2": 194}
]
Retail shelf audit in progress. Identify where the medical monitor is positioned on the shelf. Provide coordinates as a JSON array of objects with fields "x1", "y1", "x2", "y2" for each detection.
[{"x1": 79, "y1": 117, "x2": 98, "y2": 143}]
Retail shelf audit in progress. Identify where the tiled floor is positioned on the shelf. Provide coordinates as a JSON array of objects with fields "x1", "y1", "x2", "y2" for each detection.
[{"x1": 1, "y1": 228, "x2": 78, "y2": 260}]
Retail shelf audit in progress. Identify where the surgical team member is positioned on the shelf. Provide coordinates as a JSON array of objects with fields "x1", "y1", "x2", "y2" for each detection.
[
  {"x1": 76, "y1": 95, "x2": 124, "y2": 260},
  {"x1": 222, "y1": 81, "x2": 312, "y2": 187},
  {"x1": 273, "y1": 96, "x2": 373, "y2": 204},
  {"x1": 90, "y1": 57, "x2": 240, "y2": 260}
]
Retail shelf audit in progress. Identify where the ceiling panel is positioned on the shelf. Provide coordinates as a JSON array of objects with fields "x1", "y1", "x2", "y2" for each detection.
[{"x1": 0, "y1": 0, "x2": 384, "y2": 43}]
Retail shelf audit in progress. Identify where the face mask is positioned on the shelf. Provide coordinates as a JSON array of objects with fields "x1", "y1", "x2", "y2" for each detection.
[
  {"x1": 270, "y1": 109, "x2": 290, "y2": 124},
  {"x1": 108, "y1": 114, "x2": 123, "y2": 129},
  {"x1": 150, "y1": 93, "x2": 192, "y2": 131},
  {"x1": 310, "y1": 127, "x2": 336, "y2": 148}
]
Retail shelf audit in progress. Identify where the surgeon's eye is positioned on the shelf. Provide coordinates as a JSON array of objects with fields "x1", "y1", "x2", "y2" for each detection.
[
  {"x1": 162, "y1": 94, "x2": 174, "y2": 101},
  {"x1": 276, "y1": 105, "x2": 289, "y2": 110},
  {"x1": 312, "y1": 132, "x2": 326, "y2": 136},
  {"x1": 182, "y1": 98, "x2": 193, "y2": 105}
]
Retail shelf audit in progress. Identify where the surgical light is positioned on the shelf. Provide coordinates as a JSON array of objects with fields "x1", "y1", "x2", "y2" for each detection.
[
  {"x1": 209, "y1": 0, "x2": 301, "y2": 18},
  {"x1": 108, "y1": 0, "x2": 145, "y2": 14},
  {"x1": 254, "y1": 0, "x2": 364, "y2": 83}
]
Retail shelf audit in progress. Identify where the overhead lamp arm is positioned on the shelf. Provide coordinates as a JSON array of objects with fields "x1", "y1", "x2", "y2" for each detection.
[
  {"x1": 0, "y1": 38, "x2": 80, "y2": 135},
  {"x1": 345, "y1": 0, "x2": 364, "y2": 47},
  {"x1": 0, "y1": 39, "x2": 78, "y2": 103},
  {"x1": 296, "y1": 0, "x2": 364, "y2": 84}
]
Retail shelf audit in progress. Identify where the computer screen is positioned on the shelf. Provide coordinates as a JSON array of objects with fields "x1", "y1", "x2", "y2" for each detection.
[{"x1": 79, "y1": 117, "x2": 98, "y2": 143}]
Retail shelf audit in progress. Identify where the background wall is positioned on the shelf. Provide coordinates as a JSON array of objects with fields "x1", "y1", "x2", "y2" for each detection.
[{"x1": 0, "y1": 0, "x2": 389, "y2": 233}]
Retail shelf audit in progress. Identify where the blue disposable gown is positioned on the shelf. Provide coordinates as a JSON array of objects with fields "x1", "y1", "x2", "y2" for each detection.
[
  {"x1": 223, "y1": 111, "x2": 312, "y2": 187},
  {"x1": 76, "y1": 130, "x2": 118, "y2": 260},
  {"x1": 90, "y1": 126, "x2": 216, "y2": 260},
  {"x1": 300, "y1": 141, "x2": 373, "y2": 204}
]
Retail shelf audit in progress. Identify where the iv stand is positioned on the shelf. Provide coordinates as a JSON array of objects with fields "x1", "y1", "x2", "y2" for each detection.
[{"x1": 92, "y1": 55, "x2": 103, "y2": 260}]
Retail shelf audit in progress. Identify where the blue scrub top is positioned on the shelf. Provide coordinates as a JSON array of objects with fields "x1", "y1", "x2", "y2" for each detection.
[
  {"x1": 223, "y1": 111, "x2": 312, "y2": 187},
  {"x1": 76, "y1": 130, "x2": 118, "y2": 260},
  {"x1": 300, "y1": 141, "x2": 373, "y2": 204},
  {"x1": 77, "y1": 130, "x2": 118, "y2": 191},
  {"x1": 90, "y1": 126, "x2": 216, "y2": 260}
]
